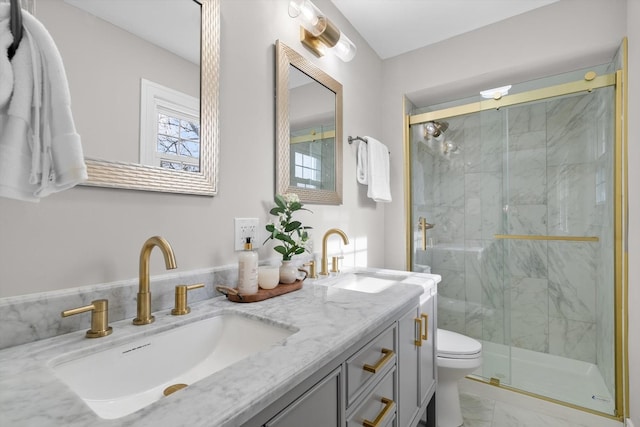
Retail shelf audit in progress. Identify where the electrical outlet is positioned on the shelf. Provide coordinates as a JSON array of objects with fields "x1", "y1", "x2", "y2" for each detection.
[{"x1": 234, "y1": 218, "x2": 259, "y2": 251}]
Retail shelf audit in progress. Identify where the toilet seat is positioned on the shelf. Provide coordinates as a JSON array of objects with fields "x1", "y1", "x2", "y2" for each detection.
[{"x1": 437, "y1": 329, "x2": 482, "y2": 359}]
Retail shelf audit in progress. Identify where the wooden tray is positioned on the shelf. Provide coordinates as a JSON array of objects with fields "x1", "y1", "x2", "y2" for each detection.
[{"x1": 216, "y1": 280, "x2": 303, "y2": 303}]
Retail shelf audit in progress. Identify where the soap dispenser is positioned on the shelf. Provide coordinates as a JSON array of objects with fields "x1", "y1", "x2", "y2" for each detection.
[{"x1": 237, "y1": 237, "x2": 258, "y2": 294}]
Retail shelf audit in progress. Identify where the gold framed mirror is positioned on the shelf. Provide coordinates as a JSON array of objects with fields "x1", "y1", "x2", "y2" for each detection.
[
  {"x1": 275, "y1": 40, "x2": 343, "y2": 205},
  {"x1": 66, "y1": 0, "x2": 219, "y2": 196}
]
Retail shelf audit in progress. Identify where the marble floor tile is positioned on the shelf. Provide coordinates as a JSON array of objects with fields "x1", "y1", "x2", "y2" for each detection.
[{"x1": 460, "y1": 392, "x2": 494, "y2": 427}]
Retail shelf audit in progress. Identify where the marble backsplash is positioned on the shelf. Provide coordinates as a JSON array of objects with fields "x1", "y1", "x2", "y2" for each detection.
[{"x1": 0, "y1": 265, "x2": 239, "y2": 350}]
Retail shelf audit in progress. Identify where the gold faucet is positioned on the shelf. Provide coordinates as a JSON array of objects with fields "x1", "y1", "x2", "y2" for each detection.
[
  {"x1": 320, "y1": 228, "x2": 349, "y2": 276},
  {"x1": 133, "y1": 236, "x2": 177, "y2": 325}
]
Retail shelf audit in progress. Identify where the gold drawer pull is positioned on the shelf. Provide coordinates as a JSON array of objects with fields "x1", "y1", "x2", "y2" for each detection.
[
  {"x1": 421, "y1": 313, "x2": 429, "y2": 341},
  {"x1": 363, "y1": 397, "x2": 395, "y2": 427},
  {"x1": 363, "y1": 348, "x2": 394, "y2": 373},
  {"x1": 414, "y1": 318, "x2": 422, "y2": 347}
]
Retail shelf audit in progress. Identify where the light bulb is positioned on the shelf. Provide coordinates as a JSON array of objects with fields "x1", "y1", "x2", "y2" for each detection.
[
  {"x1": 288, "y1": 0, "x2": 325, "y2": 36},
  {"x1": 333, "y1": 32, "x2": 356, "y2": 62}
]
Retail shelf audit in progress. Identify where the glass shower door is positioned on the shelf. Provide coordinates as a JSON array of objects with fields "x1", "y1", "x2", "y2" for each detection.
[
  {"x1": 498, "y1": 89, "x2": 616, "y2": 413},
  {"x1": 409, "y1": 109, "x2": 513, "y2": 386},
  {"x1": 409, "y1": 84, "x2": 616, "y2": 415}
]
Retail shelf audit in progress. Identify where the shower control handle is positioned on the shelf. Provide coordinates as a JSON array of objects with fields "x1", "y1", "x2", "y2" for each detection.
[{"x1": 418, "y1": 217, "x2": 435, "y2": 250}]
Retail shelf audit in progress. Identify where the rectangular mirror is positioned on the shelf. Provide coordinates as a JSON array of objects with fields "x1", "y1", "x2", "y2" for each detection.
[
  {"x1": 45, "y1": 0, "x2": 219, "y2": 195},
  {"x1": 275, "y1": 40, "x2": 343, "y2": 205}
]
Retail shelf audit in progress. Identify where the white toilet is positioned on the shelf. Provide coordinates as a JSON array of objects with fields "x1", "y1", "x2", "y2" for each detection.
[{"x1": 436, "y1": 328, "x2": 482, "y2": 427}]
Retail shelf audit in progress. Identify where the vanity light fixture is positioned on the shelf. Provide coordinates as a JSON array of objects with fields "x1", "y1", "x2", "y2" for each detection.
[{"x1": 288, "y1": 0, "x2": 356, "y2": 62}]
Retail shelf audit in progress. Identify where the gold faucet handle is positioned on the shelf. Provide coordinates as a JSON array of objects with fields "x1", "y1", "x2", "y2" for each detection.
[
  {"x1": 330, "y1": 256, "x2": 344, "y2": 273},
  {"x1": 303, "y1": 260, "x2": 317, "y2": 278},
  {"x1": 61, "y1": 299, "x2": 113, "y2": 338},
  {"x1": 171, "y1": 283, "x2": 204, "y2": 315}
]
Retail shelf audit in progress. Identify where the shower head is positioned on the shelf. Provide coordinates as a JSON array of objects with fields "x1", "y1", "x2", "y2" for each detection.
[{"x1": 424, "y1": 121, "x2": 449, "y2": 138}]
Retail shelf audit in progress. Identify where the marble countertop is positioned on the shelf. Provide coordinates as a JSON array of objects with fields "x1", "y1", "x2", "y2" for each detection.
[{"x1": 0, "y1": 268, "x2": 435, "y2": 427}]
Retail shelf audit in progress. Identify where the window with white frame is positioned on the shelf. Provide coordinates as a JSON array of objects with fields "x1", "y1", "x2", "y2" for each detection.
[{"x1": 140, "y1": 79, "x2": 200, "y2": 172}]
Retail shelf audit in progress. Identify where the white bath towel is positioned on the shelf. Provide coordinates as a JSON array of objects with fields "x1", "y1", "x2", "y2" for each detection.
[
  {"x1": 0, "y1": 9, "x2": 13, "y2": 108},
  {"x1": 364, "y1": 136, "x2": 391, "y2": 203},
  {"x1": 0, "y1": 4, "x2": 87, "y2": 202},
  {"x1": 356, "y1": 139, "x2": 368, "y2": 184}
]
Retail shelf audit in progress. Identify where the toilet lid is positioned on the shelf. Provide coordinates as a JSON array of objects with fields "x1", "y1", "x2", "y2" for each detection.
[{"x1": 437, "y1": 329, "x2": 482, "y2": 358}]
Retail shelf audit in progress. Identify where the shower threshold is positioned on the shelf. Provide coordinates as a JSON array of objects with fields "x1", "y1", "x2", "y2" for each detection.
[{"x1": 475, "y1": 340, "x2": 615, "y2": 415}]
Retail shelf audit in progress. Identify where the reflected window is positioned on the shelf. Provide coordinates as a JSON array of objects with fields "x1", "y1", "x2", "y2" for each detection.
[
  {"x1": 156, "y1": 112, "x2": 200, "y2": 172},
  {"x1": 294, "y1": 151, "x2": 321, "y2": 188},
  {"x1": 288, "y1": 125, "x2": 335, "y2": 191},
  {"x1": 140, "y1": 79, "x2": 200, "y2": 171}
]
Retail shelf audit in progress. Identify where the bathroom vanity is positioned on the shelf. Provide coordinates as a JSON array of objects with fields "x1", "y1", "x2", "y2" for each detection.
[{"x1": 0, "y1": 268, "x2": 438, "y2": 427}]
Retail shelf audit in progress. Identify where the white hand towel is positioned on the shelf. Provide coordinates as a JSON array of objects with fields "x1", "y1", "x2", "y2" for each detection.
[
  {"x1": 356, "y1": 139, "x2": 368, "y2": 184},
  {"x1": 364, "y1": 136, "x2": 392, "y2": 203}
]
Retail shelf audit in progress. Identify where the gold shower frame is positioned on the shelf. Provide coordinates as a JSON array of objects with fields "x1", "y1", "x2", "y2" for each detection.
[{"x1": 403, "y1": 40, "x2": 628, "y2": 421}]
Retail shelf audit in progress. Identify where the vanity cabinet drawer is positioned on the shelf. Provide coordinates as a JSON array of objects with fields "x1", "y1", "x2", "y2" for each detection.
[
  {"x1": 264, "y1": 367, "x2": 342, "y2": 427},
  {"x1": 347, "y1": 367, "x2": 396, "y2": 427},
  {"x1": 346, "y1": 324, "x2": 396, "y2": 406}
]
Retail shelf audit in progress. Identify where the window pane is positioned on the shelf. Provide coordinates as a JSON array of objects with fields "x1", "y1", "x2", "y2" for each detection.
[
  {"x1": 183, "y1": 163, "x2": 200, "y2": 172},
  {"x1": 157, "y1": 136, "x2": 179, "y2": 154},
  {"x1": 179, "y1": 141, "x2": 200, "y2": 159},
  {"x1": 180, "y1": 120, "x2": 200, "y2": 141},
  {"x1": 160, "y1": 160, "x2": 182, "y2": 169},
  {"x1": 158, "y1": 114, "x2": 181, "y2": 137}
]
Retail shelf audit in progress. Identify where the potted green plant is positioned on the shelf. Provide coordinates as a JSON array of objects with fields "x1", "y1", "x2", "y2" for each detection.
[{"x1": 264, "y1": 193, "x2": 312, "y2": 283}]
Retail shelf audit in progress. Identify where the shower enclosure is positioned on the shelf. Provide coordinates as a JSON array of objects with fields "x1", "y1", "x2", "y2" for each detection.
[{"x1": 406, "y1": 64, "x2": 625, "y2": 418}]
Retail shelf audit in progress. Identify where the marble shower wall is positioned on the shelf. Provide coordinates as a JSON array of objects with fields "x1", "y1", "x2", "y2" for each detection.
[{"x1": 412, "y1": 87, "x2": 615, "y2": 395}]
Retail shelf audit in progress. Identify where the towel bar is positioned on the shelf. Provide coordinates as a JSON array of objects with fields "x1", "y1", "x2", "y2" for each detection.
[
  {"x1": 348, "y1": 136, "x2": 368, "y2": 144},
  {"x1": 348, "y1": 136, "x2": 390, "y2": 153}
]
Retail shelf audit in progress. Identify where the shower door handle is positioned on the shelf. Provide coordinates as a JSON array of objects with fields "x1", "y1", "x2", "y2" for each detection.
[{"x1": 418, "y1": 217, "x2": 435, "y2": 250}]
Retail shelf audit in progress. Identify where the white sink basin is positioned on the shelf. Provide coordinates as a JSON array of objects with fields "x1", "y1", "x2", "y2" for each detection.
[
  {"x1": 50, "y1": 313, "x2": 296, "y2": 419},
  {"x1": 317, "y1": 271, "x2": 408, "y2": 293},
  {"x1": 315, "y1": 270, "x2": 441, "y2": 295}
]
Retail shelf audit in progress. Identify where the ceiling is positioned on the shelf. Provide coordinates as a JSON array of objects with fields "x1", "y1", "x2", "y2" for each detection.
[{"x1": 329, "y1": 0, "x2": 559, "y2": 59}]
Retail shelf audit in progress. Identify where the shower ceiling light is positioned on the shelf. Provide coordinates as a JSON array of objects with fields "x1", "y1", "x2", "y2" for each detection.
[
  {"x1": 441, "y1": 140, "x2": 460, "y2": 155},
  {"x1": 288, "y1": 0, "x2": 357, "y2": 62},
  {"x1": 424, "y1": 121, "x2": 448, "y2": 138},
  {"x1": 480, "y1": 85, "x2": 512, "y2": 100}
]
